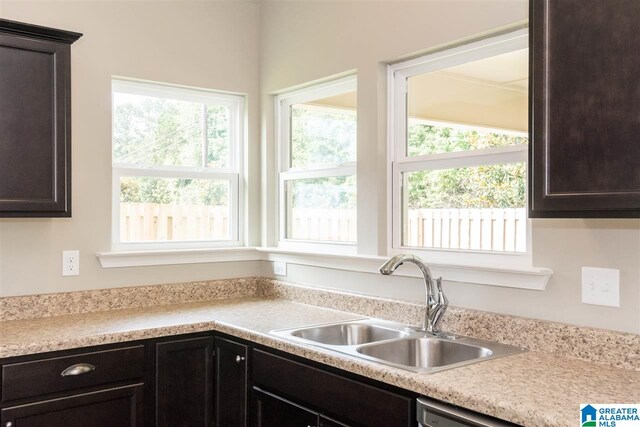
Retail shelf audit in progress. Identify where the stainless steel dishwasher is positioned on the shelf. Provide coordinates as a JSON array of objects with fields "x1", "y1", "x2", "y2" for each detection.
[{"x1": 417, "y1": 397, "x2": 520, "y2": 427}]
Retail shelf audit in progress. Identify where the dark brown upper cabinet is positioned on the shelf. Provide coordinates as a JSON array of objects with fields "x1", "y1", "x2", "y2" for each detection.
[
  {"x1": 0, "y1": 19, "x2": 81, "y2": 217},
  {"x1": 530, "y1": 0, "x2": 640, "y2": 218}
]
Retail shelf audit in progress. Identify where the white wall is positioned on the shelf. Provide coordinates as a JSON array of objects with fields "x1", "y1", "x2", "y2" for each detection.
[
  {"x1": 0, "y1": 0, "x2": 263, "y2": 296},
  {"x1": 259, "y1": 0, "x2": 640, "y2": 334}
]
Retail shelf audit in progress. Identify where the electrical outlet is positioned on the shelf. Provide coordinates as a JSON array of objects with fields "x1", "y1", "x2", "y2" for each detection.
[
  {"x1": 273, "y1": 261, "x2": 287, "y2": 276},
  {"x1": 582, "y1": 267, "x2": 619, "y2": 307},
  {"x1": 62, "y1": 250, "x2": 80, "y2": 276}
]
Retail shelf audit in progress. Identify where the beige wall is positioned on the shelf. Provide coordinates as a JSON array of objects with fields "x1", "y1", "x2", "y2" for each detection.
[
  {"x1": 0, "y1": 1, "x2": 263, "y2": 296},
  {"x1": 259, "y1": 0, "x2": 640, "y2": 334}
]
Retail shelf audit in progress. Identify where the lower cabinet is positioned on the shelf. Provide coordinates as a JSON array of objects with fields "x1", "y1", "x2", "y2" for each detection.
[
  {"x1": 251, "y1": 349, "x2": 414, "y2": 427},
  {"x1": 0, "y1": 384, "x2": 143, "y2": 427},
  {"x1": 215, "y1": 337, "x2": 249, "y2": 427},
  {"x1": 252, "y1": 388, "x2": 351, "y2": 427},
  {"x1": 0, "y1": 333, "x2": 417, "y2": 427},
  {"x1": 155, "y1": 336, "x2": 214, "y2": 427},
  {"x1": 253, "y1": 387, "x2": 319, "y2": 427}
]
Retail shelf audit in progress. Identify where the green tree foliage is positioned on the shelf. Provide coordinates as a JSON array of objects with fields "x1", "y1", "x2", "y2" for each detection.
[
  {"x1": 287, "y1": 105, "x2": 357, "y2": 209},
  {"x1": 113, "y1": 93, "x2": 230, "y2": 206},
  {"x1": 291, "y1": 105, "x2": 356, "y2": 168},
  {"x1": 407, "y1": 123, "x2": 527, "y2": 209},
  {"x1": 288, "y1": 176, "x2": 356, "y2": 210},
  {"x1": 120, "y1": 177, "x2": 228, "y2": 206}
]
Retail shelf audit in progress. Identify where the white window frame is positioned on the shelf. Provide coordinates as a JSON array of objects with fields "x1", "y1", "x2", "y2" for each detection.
[
  {"x1": 387, "y1": 28, "x2": 532, "y2": 267},
  {"x1": 276, "y1": 75, "x2": 357, "y2": 254},
  {"x1": 111, "y1": 78, "x2": 244, "y2": 251}
]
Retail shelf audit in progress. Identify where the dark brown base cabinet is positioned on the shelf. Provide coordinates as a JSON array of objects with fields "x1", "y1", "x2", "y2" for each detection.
[
  {"x1": 251, "y1": 349, "x2": 414, "y2": 427},
  {"x1": 0, "y1": 333, "x2": 418, "y2": 427},
  {"x1": 1, "y1": 384, "x2": 143, "y2": 427},
  {"x1": 215, "y1": 337, "x2": 249, "y2": 427},
  {"x1": 155, "y1": 336, "x2": 214, "y2": 427},
  {"x1": 252, "y1": 388, "x2": 350, "y2": 427}
]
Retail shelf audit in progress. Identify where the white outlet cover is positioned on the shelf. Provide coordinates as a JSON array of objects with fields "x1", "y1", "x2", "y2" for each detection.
[
  {"x1": 62, "y1": 250, "x2": 80, "y2": 276},
  {"x1": 273, "y1": 261, "x2": 287, "y2": 276},
  {"x1": 581, "y1": 267, "x2": 619, "y2": 307}
]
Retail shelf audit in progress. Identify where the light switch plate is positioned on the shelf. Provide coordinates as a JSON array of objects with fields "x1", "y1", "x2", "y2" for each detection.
[
  {"x1": 582, "y1": 267, "x2": 619, "y2": 307},
  {"x1": 62, "y1": 250, "x2": 80, "y2": 276},
  {"x1": 273, "y1": 261, "x2": 287, "y2": 276}
]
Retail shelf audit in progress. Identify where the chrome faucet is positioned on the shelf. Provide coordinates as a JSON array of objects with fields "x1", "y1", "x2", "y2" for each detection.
[{"x1": 379, "y1": 254, "x2": 448, "y2": 333}]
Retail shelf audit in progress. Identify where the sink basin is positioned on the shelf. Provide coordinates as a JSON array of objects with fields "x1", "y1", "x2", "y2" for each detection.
[
  {"x1": 290, "y1": 323, "x2": 409, "y2": 345},
  {"x1": 357, "y1": 337, "x2": 493, "y2": 369},
  {"x1": 270, "y1": 319, "x2": 526, "y2": 373}
]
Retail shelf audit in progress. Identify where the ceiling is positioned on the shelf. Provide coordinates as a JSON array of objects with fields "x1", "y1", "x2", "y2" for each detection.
[{"x1": 442, "y1": 48, "x2": 528, "y2": 91}]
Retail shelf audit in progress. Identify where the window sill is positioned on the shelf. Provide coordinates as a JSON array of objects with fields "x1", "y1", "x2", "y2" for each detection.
[
  {"x1": 257, "y1": 247, "x2": 552, "y2": 291},
  {"x1": 96, "y1": 247, "x2": 259, "y2": 268},
  {"x1": 96, "y1": 246, "x2": 552, "y2": 291}
]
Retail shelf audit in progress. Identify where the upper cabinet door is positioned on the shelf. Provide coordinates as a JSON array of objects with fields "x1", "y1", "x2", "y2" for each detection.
[
  {"x1": 0, "y1": 19, "x2": 81, "y2": 217},
  {"x1": 530, "y1": 0, "x2": 640, "y2": 218}
]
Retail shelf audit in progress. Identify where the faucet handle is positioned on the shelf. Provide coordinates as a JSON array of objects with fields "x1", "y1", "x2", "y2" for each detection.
[{"x1": 435, "y1": 277, "x2": 448, "y2": 309}]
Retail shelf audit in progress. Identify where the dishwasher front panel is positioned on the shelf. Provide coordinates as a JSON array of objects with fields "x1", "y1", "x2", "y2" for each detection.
[{"x1": 417, "y1": 397, "x2": 521, "y2": 427}]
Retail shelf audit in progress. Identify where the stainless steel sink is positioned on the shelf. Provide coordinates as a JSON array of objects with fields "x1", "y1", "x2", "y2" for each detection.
[
  {"x1": 290, "y1": 323, "x2": 409, "y2": 345},
  {"x1": 271, "y1": 319, "x2": 526, "y2": 373},
  {"x1": 357, "y1": 337, "x2": 492, "y2": 369}
]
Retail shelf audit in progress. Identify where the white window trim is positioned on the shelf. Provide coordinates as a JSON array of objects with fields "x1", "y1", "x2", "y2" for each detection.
[
  {"x1": 95, "y1": 246, "x2": 552, "y2": 291},
  {"x1": 387, "y1": 28, "x2": 532, "y2": 267},
  {"x1": 276, "y1": 75, "x2": 358, "y2": 254},
  {"x1": 111, "y1": 78, "x2": 245, "y2": 251}
]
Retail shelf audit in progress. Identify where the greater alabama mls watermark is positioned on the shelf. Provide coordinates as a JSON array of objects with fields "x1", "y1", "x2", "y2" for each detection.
[{"x1": 581, "y1": 404, "x2": 640, "y2": 427}]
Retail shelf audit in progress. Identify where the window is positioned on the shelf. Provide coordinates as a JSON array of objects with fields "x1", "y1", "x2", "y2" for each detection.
[
  {"x1": 111, "y1": 79, "x2": 244, "y2": 250},
  {"x1": 389, "y1": 29, "x2": 529, "y2": 260},
  {"x1": 277, "y1": 76, "x2": 357, "y2": 250}
]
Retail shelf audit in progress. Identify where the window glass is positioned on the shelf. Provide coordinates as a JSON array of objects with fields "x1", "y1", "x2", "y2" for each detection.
[
  {"x1": 402, "y1": 164, "x2": 526, "y2": 252},
  {"x1": 406, "y1": 48, "x2": 528, "y2": 156},
  {"x1": 290, "y1": 92, "x2": 356, "y2": 169},
  {"x1": 119, "y1": 177, "x2": 230, "y2": 242},
  {"x1": 407, "y1": 120, "x2": 527, "y2": 157},
  {"x1": 113, "y1": 92, "x2": 230, "y2": 169},
  {"x1": 285, "y1": 176, "x2": 356, "y2": 242}
]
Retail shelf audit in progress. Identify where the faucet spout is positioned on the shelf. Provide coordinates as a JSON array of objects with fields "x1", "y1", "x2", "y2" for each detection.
[{"x1": 379, "y1": 254, "x2": 447, "y2": 333}]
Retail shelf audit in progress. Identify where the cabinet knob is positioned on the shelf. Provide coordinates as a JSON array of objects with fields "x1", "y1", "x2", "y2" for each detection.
[
  {"x1": 6, "y1": 422, "x2": 14, "y2": 427},
  {"x1": 235, "y1": 355, "x2": 245, "y2": 364}
]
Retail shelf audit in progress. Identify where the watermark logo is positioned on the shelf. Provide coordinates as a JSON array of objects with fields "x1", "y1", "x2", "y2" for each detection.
[{"x1": 581, "y1": 404, "x2": 640, "y2": 427}]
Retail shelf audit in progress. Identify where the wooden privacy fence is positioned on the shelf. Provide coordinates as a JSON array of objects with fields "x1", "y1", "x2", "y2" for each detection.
[
  {"x1": 406, "y1": 208, "x2": 527, "y2": 252},
  {"x1": 121, "y1": 203, "x2": 526, "y2": 252},
  {"x1": 289, "y1": 208, "x2": 357, "y2": 242},
  {"x1": 120, "y1": 203, "x2": 229, "y2": 242}
]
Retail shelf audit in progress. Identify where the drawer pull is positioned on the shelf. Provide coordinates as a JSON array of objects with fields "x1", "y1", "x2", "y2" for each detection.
[{"x1": 61, "y1": 363, "x2": 96, "y2": 377}]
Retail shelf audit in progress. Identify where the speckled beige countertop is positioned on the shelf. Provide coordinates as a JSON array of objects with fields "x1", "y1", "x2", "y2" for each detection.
[{"x1": 1, "y1": 296, "x2": 638, "y2": 427}]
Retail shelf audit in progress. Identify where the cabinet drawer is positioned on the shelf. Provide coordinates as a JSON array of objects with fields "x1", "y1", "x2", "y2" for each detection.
[
  {"x1": 2, "y1": 345, "x2": 145, "y2": 402},
  {"x1": 252, "y1": 349, "x2": 413, "y2": 427},
  {"x1": 1, "y1": 384, "x2": 143, "y2": 427}
]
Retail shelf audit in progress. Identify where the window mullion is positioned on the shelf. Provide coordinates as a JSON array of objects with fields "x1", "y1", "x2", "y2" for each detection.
[{"x1": 280, "y1": 165, "x2": 356, "y2": 181}]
